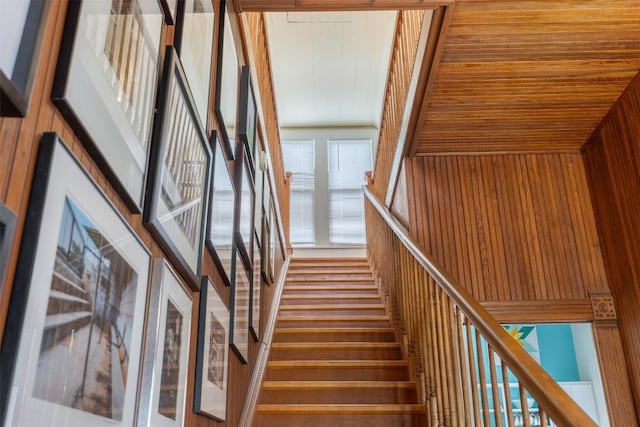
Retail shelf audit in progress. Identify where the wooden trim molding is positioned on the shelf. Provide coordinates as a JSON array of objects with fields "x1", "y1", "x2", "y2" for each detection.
[
  {"x1": 482, "y1": 300, "x2": 594, "y2": 324},
  {"x1": 589, "y1": 289, "x2": 618, "y2": 323},
  {"x1": 237, "y1": 0, "x2": 452, "y2": 13},
  {"x1": 238, "y1": 254, "x2": 291, "y2": 426}
]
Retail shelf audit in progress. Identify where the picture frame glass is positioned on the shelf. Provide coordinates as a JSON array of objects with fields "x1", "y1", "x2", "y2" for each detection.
[
  {"x1": 230, "y1": 249, "x2": 249, "y2": 363},
  {"x1": 52, "y1": 0, "x2": 164, "y2": 209},
  {"x1": 207, "y1": 134, "x2": 234, "y2": 286},
  {"x1": 4, "y1": 134, "x2": 150, "y2": 427},
  {"x1": 215, "y1": 1, "x2": 239, "y2": 159},
  {"x1": 146, "y1": 48, "x2": 211, "y2": 288},
  {"x1": 194, "y1": 277, "x2": 229, "y2": 421},
  {"x1": 0, "y1": 0, "x2": 48, "y2": 116},
  {"x1": 253, "y1": 164, "x2": 263, "y2": 247},
  {"x1": 250, "y1": 234, "x2": 261, "y2": 341},
  {"x1": 237, "y1": 152, "x2": 255, "y2": 261},
  {"x1": 175, "y1": 0, "x2": 215, "y2": 128}
]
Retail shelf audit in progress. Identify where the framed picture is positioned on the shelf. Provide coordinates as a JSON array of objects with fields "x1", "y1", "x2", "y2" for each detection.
[
  {"x1": 261, "y1": 213, "x2": 272, "y2": 285},
  {"x1": 229, "y1": 248, "x2": 250, "y2": 364},
  {"x1": 214, "y1": 0, "x2": 239, "y2": 160},
  {"x1": 249, "y1": 233, "x2": 261, "y2": 342},
  {"x1": 175, "y1": 0, "x2": 215, "y2": 129},
  {"x1": 0, "y1": 133, "x2": 151, "y2": 427},
  {"x1": 234, "y1": 145, "x2": 255, "y2": 266},
  {"x1": 0, "y1": 203, "x2": 17, "y2": 290},
  {"x1": 269, "y1": 199, "x2": 276, "y2": 283},
  {"x1": 144, "y1": 47, "x2": 212, "y2": 291},
  {"x1": 206, "y1": 131, "x2": 235, "y2": 287},
  {"x1": 0, "y1": 0, "x2": 50, "y2": 116},
  {"x1": 253, "y1": 161, "x2": 264, "y2": 248},
  {"x1": 51, "y1": 0, "x2": 164, "y2": 212},
  {"x1": 238, "y1": 65, "x2": 257, "y2": 173},
  {"x1": 158, "y1": 0, "x2": 177, "y2": 24},
  {"x1": 194, "y1": 276, "x2": 229, "y2": 421},
  {"x1": 137, "y1": 260, "x2": 192, "y2": 427}
]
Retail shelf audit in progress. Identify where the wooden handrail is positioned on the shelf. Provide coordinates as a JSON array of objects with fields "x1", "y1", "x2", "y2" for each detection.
[{"x1": 363, "y1": 185, "x2": 596, "y2": 427}]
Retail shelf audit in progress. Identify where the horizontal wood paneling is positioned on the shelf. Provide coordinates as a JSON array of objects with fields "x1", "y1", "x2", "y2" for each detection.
[
  {"x1": 408, "y1": 153, "x2": 608, "y2": 307},
  {"x1": 370, "y1": 9, "x2": 425, "y2": 201},
  {"x1": 582, "y1": 72, "x2": 640, "y2": 414},
  {"x1": 0, "y1": 1, "x2": 288, "y2": 426},
  {"x1": 412, "y1": 0, "x2": 640, "y2": 154}
]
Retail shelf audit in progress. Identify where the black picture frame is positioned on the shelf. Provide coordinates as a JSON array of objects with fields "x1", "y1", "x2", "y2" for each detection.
[
  {"x1": 159, "y1": 0, "x2": 178, "y2": 24},
  {"x1": 51, "y1": 0, "x2": 164, "y2": 212},
  {"x1": 0, "y1": 203, "x2": 17, "y2": 293},
  {"x1": 206, "y1": 131, "x2": 235, "y2": 287},
  {"x1": 229, "y1": 247, "x2": 250, "y2": 364},
  {"x1": 175, "y1": 0, "x2": 215, "y2": 129},
  {"x1": 194, "y1": 276, "x2": 229, "y2": 421},
  {"x1": 0, "y1": 0, "x2": 50, "y2": 117},
  {"x1": 144, "y1": 47, "x2": 212, "y2": 291},
  {"x1": 234, "y1": 143, "x2": 255, "y2": 267},
  {"x1": 261, "y1": 213, "x2": 272, "y2": 285},
  {"x1": 137, "y1": 259, "x2": 192, "y2": 427},
  {"x1": 214, "y1": 0, "x2": 239, "y2": 160},
  {"x1": 249, "y1": 233, "x2": 261, "y2": 342},
  {"x1": 0, "y1": 133, "x2": 152, "y2": 427},
  {"x1": 238, "y1": 65, "x2": 257, "y2": 174}
]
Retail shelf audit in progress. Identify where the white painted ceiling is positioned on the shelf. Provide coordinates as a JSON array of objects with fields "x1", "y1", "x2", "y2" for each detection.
[{"x1": 265, "y1": 11, "x2": 397, "y2": 129}]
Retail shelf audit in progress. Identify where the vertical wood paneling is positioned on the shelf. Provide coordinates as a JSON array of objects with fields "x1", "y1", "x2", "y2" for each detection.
[
  {"x1": 409, "y1": 153, "x2": 608, "y2": 307},
  {"x1": 583, "y1": 72, "x2": 640, "y2": 413},
  {"x1": 370, "y1": 10, "x2": 425, "y2": 201},
  {"x1": 0, "y1": 1, "x2": 288, "y2": 425}
]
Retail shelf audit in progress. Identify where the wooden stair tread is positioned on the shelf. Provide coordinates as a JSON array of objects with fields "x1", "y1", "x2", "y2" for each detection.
[
  {"x1": 268, "y1": 360, "x2": 408, "y2": 368},
  {"x1": 277, "y1": 315, "x2": 389, "y2": 322},
  {"x1": 275, "y1": 327, "x2": 395, "y2": 334},
  {"x1": 257, "y1": 404, "x2": 426, "y2": 415},
  {"x1": 272, "y1": 342, "x2": 400, "y2": 350},
  {"x1": 279, "y1": 304, "x2": 385, "y2": 310},
  {"x1": 281, "y1": 294, "x2": 381, "y2": 300},
  {"x1": 286, "y1": 277, "x2": 374, "y2": 283},
  {"x1": 262, "y1": 380, "x2": 416, "y2": 390}
]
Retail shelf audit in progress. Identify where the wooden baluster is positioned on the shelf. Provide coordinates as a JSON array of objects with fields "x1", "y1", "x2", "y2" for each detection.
[
  {"x1": 488, "y1": 347, "x2": 504, "y2": 427},
  {"x1": 539, "y1": 409, "x2": 549, "y2": 427},
  {"x1": 465, "y1": 321, "x2": 481, "y2": 426},
  {"x1": 456, "y1": 307, "x2": 474, "y2": 426},
  {"x1": 428, "y1": 279, "x2": 443, "y2": 425},
  {"x1": 501, "y1": 363, "x2": 515, "y2": 427},
  {"x1": 435, "y1": 288, "x2": 451, "y2": 426},
  {"x1": 441, "y1": 294, "x2": 457, "y2": 425},
  {"x1": 519, "y1": 383, "x2": 531, "y2": 427},
  {"x1": 475, "y1": 330, "x2": 491, "y2": 426}
]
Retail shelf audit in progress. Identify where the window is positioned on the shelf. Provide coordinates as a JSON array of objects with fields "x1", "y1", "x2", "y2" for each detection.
[
  {"x1": 328, "y1": 139, "x2": 372, "y2": 244},
  {"x1": 282, "y1": 140, "x2": 315, "y2": 245}
]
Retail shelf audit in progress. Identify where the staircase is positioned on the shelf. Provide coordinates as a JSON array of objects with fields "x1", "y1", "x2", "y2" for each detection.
[{"x1": 255, "y1": 257, "x2": 426, "y2": 426}]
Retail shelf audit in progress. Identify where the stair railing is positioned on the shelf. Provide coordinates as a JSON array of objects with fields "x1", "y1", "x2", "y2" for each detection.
[{"x1": 363, "y1": 186, "x2": 596, "y2": 427}]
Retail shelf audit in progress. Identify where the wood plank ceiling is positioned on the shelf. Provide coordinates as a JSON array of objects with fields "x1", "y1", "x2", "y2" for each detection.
[
  {"x1": 240, "y1": 0, "x2": 640, "y2": 155},
  {"x1": 412, "y1": 0, "x2": 640, "y2": 154}
]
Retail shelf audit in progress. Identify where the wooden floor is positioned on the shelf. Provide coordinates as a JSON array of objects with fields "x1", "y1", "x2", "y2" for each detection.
[{"x1": 255, "y1": 258, "x2": 426, "y2": 426}]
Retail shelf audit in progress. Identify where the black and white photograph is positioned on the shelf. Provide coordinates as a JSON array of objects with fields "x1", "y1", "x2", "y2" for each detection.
[
  {"x1": 137, "y1": 260, "x2": 192, "y2": 427},
  {"x1": 253, "y1": 162, "x2": 263, "y2": 248},
  {"x1": 158, "y1": 0, "x2": 177, "y2": 24},
  {"x1": 249, "y1": 233, "x2": 261, "y2": 341},
  {"x1": 261, "y1": 213, "x2": 272, "y2": 285},
  {"x1": 194, "y1": 276, "x2": 229, "y2": 421},
  {"x1": 234, "y1": 146, "x2": 255, "y2": 266},
  {"x1": 175, "y1": 0, "x2": 215, "y2": 128},
  {"x1": 214, "y1": 0, "x2": 240, "y2": 159},
  {"x1": 0, "y1": 133, "x2": 150, "y2": 427},
  {"x1": 144, "y1": 47, "x2": 212, "y2": 291},
  {"x1": 51, "y1": 0, "x2": 164, "y2": 211},
  {"x1": 206, "y1": 131, "x2": 235, "y2": 286},
  {"x1": 0, "y1": 0, "x2": 50, "y2": 116},
  {"x1": 230, "y1": 248, "x2": 250, "y2": 364}
]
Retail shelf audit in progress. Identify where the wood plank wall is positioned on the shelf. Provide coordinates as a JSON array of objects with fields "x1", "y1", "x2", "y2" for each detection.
[
  {"x1": 370, "y1": 10, "x2": 425, "y2": 201},
  {"x1": 582, "y1": 72, "x2": 640, "y2": 414},
  {"x1": 408, "y1": 154, "x2": 608, "y2": 314},
  {"x1": 244, "y1": 12, "x2": 290, "y2": 246},
  {"x1": 0, "y1": 1, "x2": 288, "y2": 425}
]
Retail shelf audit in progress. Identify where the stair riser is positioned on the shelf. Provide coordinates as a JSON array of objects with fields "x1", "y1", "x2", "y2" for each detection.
[
  {"x1": 270, "y1": 347, "x2": 401, "y2": 361},
  {"x1": 255, "y1": 413, "x2": 425, "y2": 427},
  {"x1": 266, "y1": 365, "x2": 410, "y2": 381},
  {"x1": 280, "y1": 296, "x2": 383, "y2": 305},
  {"x1": 277, "y1": 319, "x2": 392, "y2": 328},
  {"x1": 260, "y1": 388, "x2": 418, "y2": 404},
  {"x1": 279, "y1": 308, "x2": 387, "y2": 317},
  {"x1": 274, "y1": 331, "x2": 396, "y2": 343}
]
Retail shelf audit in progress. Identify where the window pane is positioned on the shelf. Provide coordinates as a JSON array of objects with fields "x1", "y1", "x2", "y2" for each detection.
[
  {"x1": 282, "y1": 140, "x2": 315, "y2": 245},
  {"x1": 328, "y1": 139, "x2": 371, "y2": 244}
]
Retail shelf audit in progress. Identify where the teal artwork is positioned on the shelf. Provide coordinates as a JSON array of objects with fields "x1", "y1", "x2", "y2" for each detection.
[{"x1": 503, "y1": 324, "x2": 540, "y2": 363}]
